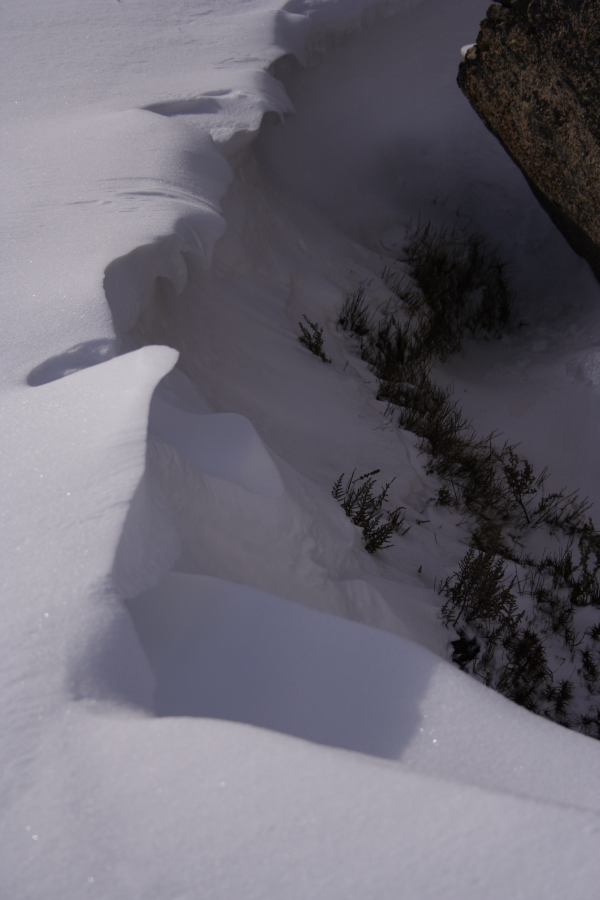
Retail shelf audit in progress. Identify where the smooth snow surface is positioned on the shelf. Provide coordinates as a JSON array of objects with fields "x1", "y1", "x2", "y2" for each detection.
[{"x1": 2, "y1": 0, "x2": 600, "y2": 897}]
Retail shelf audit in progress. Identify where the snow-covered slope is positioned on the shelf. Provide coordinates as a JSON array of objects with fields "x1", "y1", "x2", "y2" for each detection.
[{"x1": 2, "y1": 0, "x2": 600, "y2": 897}]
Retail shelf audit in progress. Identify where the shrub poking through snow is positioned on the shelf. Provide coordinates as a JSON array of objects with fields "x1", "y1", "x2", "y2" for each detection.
[
  {"x1": 430, "y1": 427, "x2": 600, "y2": 733},
  {"x1": 428, "y1": 414, "x2": 600, "y2": 733},
  {"x1": 337, "y1": 231, "x2": 600, "y2": 738},
  {"x1": 332, "y1": 469, "x2": 408, "y2": 553},
  {"x1": 402, "y1": 222, "x2": 511, "y2": 359},
  {"x1": 298, "y1": 315, "x2": 331, "y2": 363},
  {"x1": 338, "y1": 287, "x2": 372, "y2": 337},
  {"x1": 438, "y1": 547, "x2": 600, "y2": 722},
  {"x1": 440, "y1": 549, "x2": 518, "y2": 633}
]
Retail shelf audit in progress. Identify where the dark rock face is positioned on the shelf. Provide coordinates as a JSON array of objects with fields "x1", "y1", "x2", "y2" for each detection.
[{"x1": 458, "y1": 0, "x2": 600, "y2": 279}]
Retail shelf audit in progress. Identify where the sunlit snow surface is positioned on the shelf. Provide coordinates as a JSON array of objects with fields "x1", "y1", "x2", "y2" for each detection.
[{"x1": 2, "y1": 0, "x2": 600, "y2": 897}]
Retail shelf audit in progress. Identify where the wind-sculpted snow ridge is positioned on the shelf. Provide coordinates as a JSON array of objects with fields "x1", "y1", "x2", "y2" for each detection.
[
  {"x1": 3, "y1": 0, "x2": 600, "y2": 897},
  {"x1": 1, "y1": 1, "x2": 424, "y2": 688}
]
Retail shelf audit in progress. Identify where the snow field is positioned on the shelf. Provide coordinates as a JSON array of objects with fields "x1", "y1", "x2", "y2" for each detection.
[{"x1": 2, "y1": 0, "x2": 600, "y2": 897}]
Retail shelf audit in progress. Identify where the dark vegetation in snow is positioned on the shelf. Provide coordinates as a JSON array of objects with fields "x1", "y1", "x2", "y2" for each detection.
[
  {"x1": 332, "y1": 469, "x2": 408, "y2": 554},
  {"x1": 336, "y1": 222, "x2": 600, "y2": 737},
  {"x1": 298, "y1": 314, "x2": 332, "y2": 363},
  {"x1": 399, "y1": 222, "x2": 511, "y2": 359}
]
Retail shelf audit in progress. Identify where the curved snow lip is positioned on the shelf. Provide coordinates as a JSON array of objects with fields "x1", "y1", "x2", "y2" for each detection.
[
  {"x1": 2, "y1": 2, "x2": 437, "y2": 715},
  {"x1": 55, "y1": 0, "x2": 437, "y2": 714},
  {"x1": 95, "y1": 0, "x2": 433, "y2": 585},
  {"x1": 68, "y1": 2, "x2": 439, "y2": 741}
]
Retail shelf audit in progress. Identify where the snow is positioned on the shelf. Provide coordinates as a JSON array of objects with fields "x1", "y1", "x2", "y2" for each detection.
[{"x1": 2, "y1": 0, "x2": 600, "y2": 897}]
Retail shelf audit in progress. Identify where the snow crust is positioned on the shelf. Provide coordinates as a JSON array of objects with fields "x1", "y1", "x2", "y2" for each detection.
[{"x1": 2, "y1": 0, "x2": 600, "y2": 897}]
